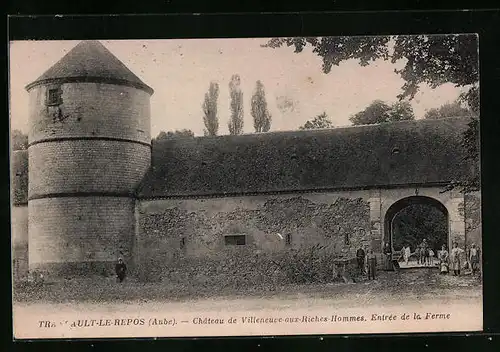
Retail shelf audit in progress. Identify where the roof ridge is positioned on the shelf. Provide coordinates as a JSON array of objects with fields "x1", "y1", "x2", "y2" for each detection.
[{"x1": 151, "y1": 116, "x2": 472, "y2": 144}]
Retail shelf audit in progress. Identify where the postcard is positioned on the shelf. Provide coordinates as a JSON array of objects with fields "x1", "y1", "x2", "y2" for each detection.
[{"x1": 10, "y1": 34, "x2": 482, "y2": 339}]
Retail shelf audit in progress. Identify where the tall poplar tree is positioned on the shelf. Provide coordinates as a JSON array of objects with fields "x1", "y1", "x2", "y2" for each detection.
[
  {"x1": 251, "y1": 80, "x2": 272, "y2": 133},
  {"x1": 202, "y1": 81, "x2": 220, "y2": 136},
  {"x1": 228, "y1": 74, "x2": 244, "y2": 135}
]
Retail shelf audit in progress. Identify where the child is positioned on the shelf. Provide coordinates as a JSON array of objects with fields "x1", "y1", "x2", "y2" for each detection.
[{"x1": 428, "y1": 248, "x2": 435, "y2": 266}]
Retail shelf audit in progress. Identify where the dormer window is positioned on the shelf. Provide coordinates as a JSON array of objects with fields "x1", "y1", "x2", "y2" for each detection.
[{"x1": 46, "y1": 87, "x2": 63, "y2": 106}]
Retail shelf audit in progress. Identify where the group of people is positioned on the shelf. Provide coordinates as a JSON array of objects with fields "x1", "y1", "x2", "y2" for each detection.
[
  {"x1": 355, "y1": 243, "x2": 398, "y2": 280},
  {"x1": 355, "y1": 241, "x2": 481, "y2": 280},
  {"x1": 401, "y1": 239, "x2": 435, "y2": 266},
  {"x1": 356, "y1": 247, "x2": 378, "y2": 280},
  {"x1": 437, "y1": 242, "x2": 481, "y2": 276}
]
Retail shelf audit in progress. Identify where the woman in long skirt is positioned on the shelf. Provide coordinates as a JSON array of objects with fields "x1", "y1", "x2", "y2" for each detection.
[
  {"x1": 403, "y1": 245, "x2": 411, "y2": 265},
  {"x1": 438, "y1": 245, "x2": 449, "y2": 274},
  {"x1": 450, "y1": 242, "x2": 464, "y2": 276},
  {"x1": 469, "y1": 243, "x2": 480, "y2": 275},
  {"x1": 383, "y1": 243, "x2": 394, "y2": 271}
]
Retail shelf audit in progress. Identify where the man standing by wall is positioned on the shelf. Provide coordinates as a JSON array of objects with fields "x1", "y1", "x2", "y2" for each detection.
[
  {"x1": 356, "y1": 245, "x2": 366, "y2": 276},
  {"x1": 115, "y1": 258, "x2": 127, "y2": 283}
]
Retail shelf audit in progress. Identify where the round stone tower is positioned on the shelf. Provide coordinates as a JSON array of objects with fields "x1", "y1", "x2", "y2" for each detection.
[{"x1": 25, "y1": 40, "x2": 154, "y2": 277}]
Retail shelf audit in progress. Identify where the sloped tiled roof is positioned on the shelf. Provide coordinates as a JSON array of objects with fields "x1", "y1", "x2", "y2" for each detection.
[
  {"x1": 10, "y1": 117, "x2": 478, "y2": 202},
  {"x1": 138, "y1": 117, "x2": 476, "y2": 198},
  {"x1": 25, "y1": 40, "x2": 153, "y2": 95}
]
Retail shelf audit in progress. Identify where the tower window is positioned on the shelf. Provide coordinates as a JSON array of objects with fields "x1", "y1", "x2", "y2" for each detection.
[
  {"x1": 46, "y1": 87, "x2": 63, "y2": 106},
  {"x1": 224, "y1": 235, "x2": 246, "y2": 246},
  {"x1": 285, "y1": 234, "x2": 292, "y2": 246},
  {"x1": 180, "y1": 237, "x2": 186, "y2": 249}
]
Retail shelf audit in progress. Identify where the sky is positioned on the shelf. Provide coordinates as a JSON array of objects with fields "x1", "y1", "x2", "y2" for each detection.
[{"x1": 9, "y1": 38, "x2": 466, "y2": 137}]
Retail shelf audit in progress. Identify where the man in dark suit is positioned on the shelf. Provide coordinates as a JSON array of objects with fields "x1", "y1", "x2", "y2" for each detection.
[
  {"x1": 356, "y1": 246, "x2": 366, "y2": 276},
  {"x1": 115, "y1": 258, "x2": 127, "y2": 283}
]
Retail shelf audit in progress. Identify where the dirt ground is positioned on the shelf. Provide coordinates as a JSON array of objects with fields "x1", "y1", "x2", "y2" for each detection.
[
  {"x1": 12, "y1": 268, "x2": 483, "y2": 338},
  {"x1": 13, "y1": 267, "x2": 482, "y2": 307}
]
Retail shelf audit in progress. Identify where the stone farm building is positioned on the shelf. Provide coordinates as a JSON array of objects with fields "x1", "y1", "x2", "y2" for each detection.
[{"x1": 10, "y1": 40, "x2": 481, "y2": 283}]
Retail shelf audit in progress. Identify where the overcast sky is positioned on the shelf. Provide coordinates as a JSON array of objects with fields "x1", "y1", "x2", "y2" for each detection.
[{"x1": 9, "y1": 38, "x2": 466, "y2": 137}]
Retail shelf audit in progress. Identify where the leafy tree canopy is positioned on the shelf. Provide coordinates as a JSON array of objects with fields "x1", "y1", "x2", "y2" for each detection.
[
  {"x1": 393, "y1": 204, "x2": 448, "y2": 253},
  {"x1": 264, "y1": 35, "x2": 479, "y2": 111},
  {"x1": 11, "y1": 129, "x2": 28, "y2": 151},
  {"x1": 424, "y1": 101, "x2": 475, "y2": 120},
  {"x1": 299, "y1": 112, "x2": 333, "y2": 130},
  {"x1": 152, "y1": 129, "x2": 194, "y2": 143},
  {"x1": 228, "y1": 74, "x2": 244, "y2": 135},
  {"x1": 350, "y1": 100, "x2": 415, "y2": 125},
  {"x1": 251, "y1": 80, "x2": 272, "y2": 133},
  {"x1": 202, "y1": 81, "x2": 220, "y2": 136}
]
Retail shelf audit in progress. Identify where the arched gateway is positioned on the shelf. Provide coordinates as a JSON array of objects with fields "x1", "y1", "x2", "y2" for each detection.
[{"x1": 384, "y1": 196, "x2": 450, "y2": 262}]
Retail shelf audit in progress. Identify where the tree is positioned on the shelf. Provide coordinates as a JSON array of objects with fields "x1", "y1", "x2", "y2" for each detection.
[
  {"x1": 393, "y1": 204, "x2": 448, "y2": 253},
  {"x1": 264, "y1": 35, "x2": 479, "y2": 192},
  {"x1": 264, "y1": 35, "x2": 478, "y2": 104},
  {"x1": 202, "y1": 81, "x2": 220, "y2": 136},
  {"x1": 228, "y1": 74, "x2": 244, "y2": 135},
  {"x1": 389, "y1": 101, "x2": 415, "y2": 122},
  {"x1": 299, "y1": 112, "x2": 333, "y2": 130},
  {"x1": 350, "y1": 100, "x2": 391, "y2": 125},
  {"x1": 349, "y1": 100, "x2": 415, "y2": 125},
  {"x1": 152, "y1": 129, "x2": 194, "y2": 143},
  {"x1": 251, "y1": 80, "x2": 272, "y2": 133},
  {"x1": 424, "y1": 101, "x2": 474, "y2": 120},
  {"x1": 11, "y1": 129, "x2": 28, "y2": 151}
]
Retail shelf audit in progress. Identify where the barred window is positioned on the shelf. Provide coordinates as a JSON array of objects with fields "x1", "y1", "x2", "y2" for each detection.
[
  {"x1": 46, "y1": 87, "x2": 63, "y2": 106},
  {"x1": 344, "y1": 233, "x2": 350, "y2": 246}
]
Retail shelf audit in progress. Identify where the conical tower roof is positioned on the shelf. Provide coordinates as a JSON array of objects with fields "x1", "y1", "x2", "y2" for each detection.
[{"x1": 25, "y1": 40, "x2": 154, "y2": 95}]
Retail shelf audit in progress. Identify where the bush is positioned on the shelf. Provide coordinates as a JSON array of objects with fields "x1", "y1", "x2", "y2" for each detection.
[
  {"x1": 161, "y1": 250, "x2": 284, "y2": 291},
  {"x1": 155, "y1": 245, "x2": 358, "y2": 290},
  {"x1": 275, "y1": 244, "x2": 336, "y2": 284}
]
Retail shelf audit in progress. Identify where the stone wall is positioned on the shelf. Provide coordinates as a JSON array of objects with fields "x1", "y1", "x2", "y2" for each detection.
[
  {"x1": 135, "y1": 193, "x2": 371, "y2": 283},
  {"x1": 461, "y1": 191, "x2": 482, "y2": 248},
  {"x1": 28, "y1": 83, "x2": 151, "y2": 144},
  {"x1": 28, "y1": 141, "x2": 150, "y2": 196},
  {"x1": 29, "y1": 197, "x2": 136, "y2": 277},
  {"x1": 11, "y1": 205, "x2": 28, "y2": 280}
]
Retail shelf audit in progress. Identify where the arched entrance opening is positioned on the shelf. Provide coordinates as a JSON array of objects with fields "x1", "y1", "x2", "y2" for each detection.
[{"x1": 384, "y1": 196, "x2": 449, "y2": 266}]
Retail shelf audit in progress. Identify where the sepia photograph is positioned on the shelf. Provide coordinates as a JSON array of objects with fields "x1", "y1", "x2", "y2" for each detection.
[{"x1": 9, "y1": 34, "x2": 482, "y2": 339}]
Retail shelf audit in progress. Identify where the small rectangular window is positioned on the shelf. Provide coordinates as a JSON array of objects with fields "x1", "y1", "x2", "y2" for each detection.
[
  {"x1": 344, "y1": 233, "x2": 350, "y2": 246},
  {"x1": 224, "y1": 235, "x2": 246, "y2": 246},
  {"x1": 180, "y1": 237, "x2": 186, "y2": 249},
  {"x1": 285, "y1": 234, "x2": 292, "y2": 246},
  {"x1": 46, "y1": 88, "x2": 63, "y2": 106}
]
